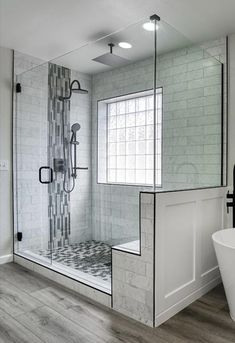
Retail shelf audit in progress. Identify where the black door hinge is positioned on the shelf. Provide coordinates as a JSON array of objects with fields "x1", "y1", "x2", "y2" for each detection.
[
  {"x1": 17, "y1": 232, "x2": 23, "y2": 241},
  {"x1": 16, "y1": 83, "x2": 21, "y2": 93}
]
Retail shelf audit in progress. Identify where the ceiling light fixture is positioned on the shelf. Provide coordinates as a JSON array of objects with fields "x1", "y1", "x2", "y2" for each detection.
[
  {"x1": 118, "y1": 42, "x2": 132, "y2": 49},
  {"x1": 142, "y1": 22, "x2": 159, "y2": 31}
]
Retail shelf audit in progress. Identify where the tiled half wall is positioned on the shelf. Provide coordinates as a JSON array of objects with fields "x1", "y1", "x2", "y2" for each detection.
[{"x1": 112, "y1": 192, "x2": 155, "y2": 326}]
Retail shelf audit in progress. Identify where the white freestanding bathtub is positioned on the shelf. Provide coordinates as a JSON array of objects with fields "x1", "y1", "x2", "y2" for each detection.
[{"x1": 212, "y1": 229, "x2": 235, "y2": 321}]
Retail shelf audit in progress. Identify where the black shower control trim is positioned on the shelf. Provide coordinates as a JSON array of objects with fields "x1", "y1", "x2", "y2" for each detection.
[{"x1": 54, "y1": 158, "x2": 65, "y2": 173}]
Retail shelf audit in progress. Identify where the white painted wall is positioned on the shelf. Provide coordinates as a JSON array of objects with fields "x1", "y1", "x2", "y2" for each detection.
[
  {"x1": 0, "y1": 47, "x2": 13, "y2": 263},
  {"x1": 228, "y1": 34, "x2": 235, "y2": 187}
]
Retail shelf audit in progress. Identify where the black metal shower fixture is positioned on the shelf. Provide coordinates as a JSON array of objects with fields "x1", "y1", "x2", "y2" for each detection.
[
  {"x1": 59, "y1": 79, "x2": 88, "y2": 101},
  {"x1": 57, "y1": 79, "x2": 88, "y2": 193},
  {"x1": 92, "y1": 42, "x2": 130, "y2": 67},
  {"x1": 150, "y1": 14, "x2": 161, "y2": 21}
]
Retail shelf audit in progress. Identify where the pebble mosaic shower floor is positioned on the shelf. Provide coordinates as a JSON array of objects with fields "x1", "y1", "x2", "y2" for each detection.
[{"x1": 37, "y1": 240, "x2": 112, "y2": 283}]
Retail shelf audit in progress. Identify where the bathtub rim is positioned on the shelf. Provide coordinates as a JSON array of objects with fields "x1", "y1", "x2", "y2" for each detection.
[{"x1": 212, "y1": 228, "x2": 235, "y2": 250}]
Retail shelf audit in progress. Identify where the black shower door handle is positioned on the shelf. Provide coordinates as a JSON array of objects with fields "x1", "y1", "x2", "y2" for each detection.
[{"x1": 39, "y1": 166, "x2": 53, "y2": 184}]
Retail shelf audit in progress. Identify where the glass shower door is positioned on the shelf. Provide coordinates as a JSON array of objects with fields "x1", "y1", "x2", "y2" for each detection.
[{"x1": 14, "y1": 60, "x2": 53, "y2": 265}]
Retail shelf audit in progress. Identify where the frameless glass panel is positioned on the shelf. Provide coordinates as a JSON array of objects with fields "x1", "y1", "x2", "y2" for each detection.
[
  {"x1": 155, "y1": 19, "x2": 224, "y2": 190},
  {"x1": 13, "y1": 58, "x2": 52, "y2": 265}
]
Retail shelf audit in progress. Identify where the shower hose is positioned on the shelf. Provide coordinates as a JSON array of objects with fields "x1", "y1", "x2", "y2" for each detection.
[{"x1": 61, "y1": 100, "x2": 76, "y2": 193}]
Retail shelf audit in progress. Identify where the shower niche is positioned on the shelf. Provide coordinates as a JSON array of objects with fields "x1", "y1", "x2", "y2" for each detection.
[{"x1": 13, "y1": 14, "x2": 226, "y2": 304}]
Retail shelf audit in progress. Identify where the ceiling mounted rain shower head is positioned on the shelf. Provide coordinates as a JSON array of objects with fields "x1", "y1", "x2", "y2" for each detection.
[{"x1": 92, "y1": 43, "x2": 130, "y2": 67}]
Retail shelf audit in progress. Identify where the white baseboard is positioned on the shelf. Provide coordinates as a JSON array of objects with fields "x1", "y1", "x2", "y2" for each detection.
[
  {"x1": 0, "y1": 254, "x2": 13, "y2": 265},
  {"x1": 155, "y1": 277, "x2": 221, "y2": 327}
]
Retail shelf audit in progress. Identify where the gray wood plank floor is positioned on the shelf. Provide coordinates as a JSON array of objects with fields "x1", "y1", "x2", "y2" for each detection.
[{"x1": 0, "y1": 263, "x2": 234, "y2": 343}]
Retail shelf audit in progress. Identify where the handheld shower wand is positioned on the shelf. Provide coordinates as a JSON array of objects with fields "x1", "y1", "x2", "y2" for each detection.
[
  {"x1": 62, "y1": 121, "x2": 85, "y2": 193},
  {"x1": 70, "y1": 123, "x2": 80, "y2": 179},
  {"x1": 59, "y1": 80, "x2": 88, "y2": 193}
]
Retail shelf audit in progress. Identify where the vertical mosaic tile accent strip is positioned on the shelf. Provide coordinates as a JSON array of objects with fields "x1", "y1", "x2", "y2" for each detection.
[{"x1": 48, "y1": 63, "x2": 71, "y2": 248}]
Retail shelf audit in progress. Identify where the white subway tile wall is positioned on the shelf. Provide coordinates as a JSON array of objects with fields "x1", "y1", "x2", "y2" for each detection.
[
  {"x1": 92, "y1": 38, "x2": 225, "y2": 244},
  {"x1": 159, "y1": 42, "x2": 225, "y2": 189},
  {"x1": 92, "y1": 57, "x2": 154, "y2": 245}
]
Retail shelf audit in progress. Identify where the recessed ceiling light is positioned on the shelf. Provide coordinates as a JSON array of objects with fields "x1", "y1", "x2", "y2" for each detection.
[
  {"x1": 142, "y1": 22, "x2": 159, "y2": 31},
  {"x1": 118, "y1": 42, "x2": 132, "y2": 49}
]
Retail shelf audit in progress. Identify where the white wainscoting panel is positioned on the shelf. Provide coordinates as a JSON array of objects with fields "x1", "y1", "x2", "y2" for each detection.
[
  {"x1": 163, "y1": 201, "x2": 196, "y2": 297},
  {"x1": 200, "y1": 196, "x2": 224, "y2": 280},
  {"x1": 155, "y1": 187, "x2": 227, "y2": 326}
]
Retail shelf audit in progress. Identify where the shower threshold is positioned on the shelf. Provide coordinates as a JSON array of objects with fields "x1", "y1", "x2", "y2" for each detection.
[{"x1": 17, "y1": 240, "x2": 111, "y2": 294}]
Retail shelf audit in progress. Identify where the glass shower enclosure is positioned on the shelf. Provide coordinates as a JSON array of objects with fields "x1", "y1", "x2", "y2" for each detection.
[{"x1": 13, "y1": 15, "x2": 225, "y2": 294}]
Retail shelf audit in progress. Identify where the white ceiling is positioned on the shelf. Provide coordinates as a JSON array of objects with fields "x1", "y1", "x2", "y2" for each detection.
[
  {"x1": 52, "y1": 19, "x2": 191, "y2": 74},
  {"x1": 1, "y1": 0, "x2": 235, "y2": 63}
]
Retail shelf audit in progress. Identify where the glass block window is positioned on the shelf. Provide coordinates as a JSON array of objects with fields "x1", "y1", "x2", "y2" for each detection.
[{"x1": 98, "y1": 89, "x2": 162, "y2": 186}]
